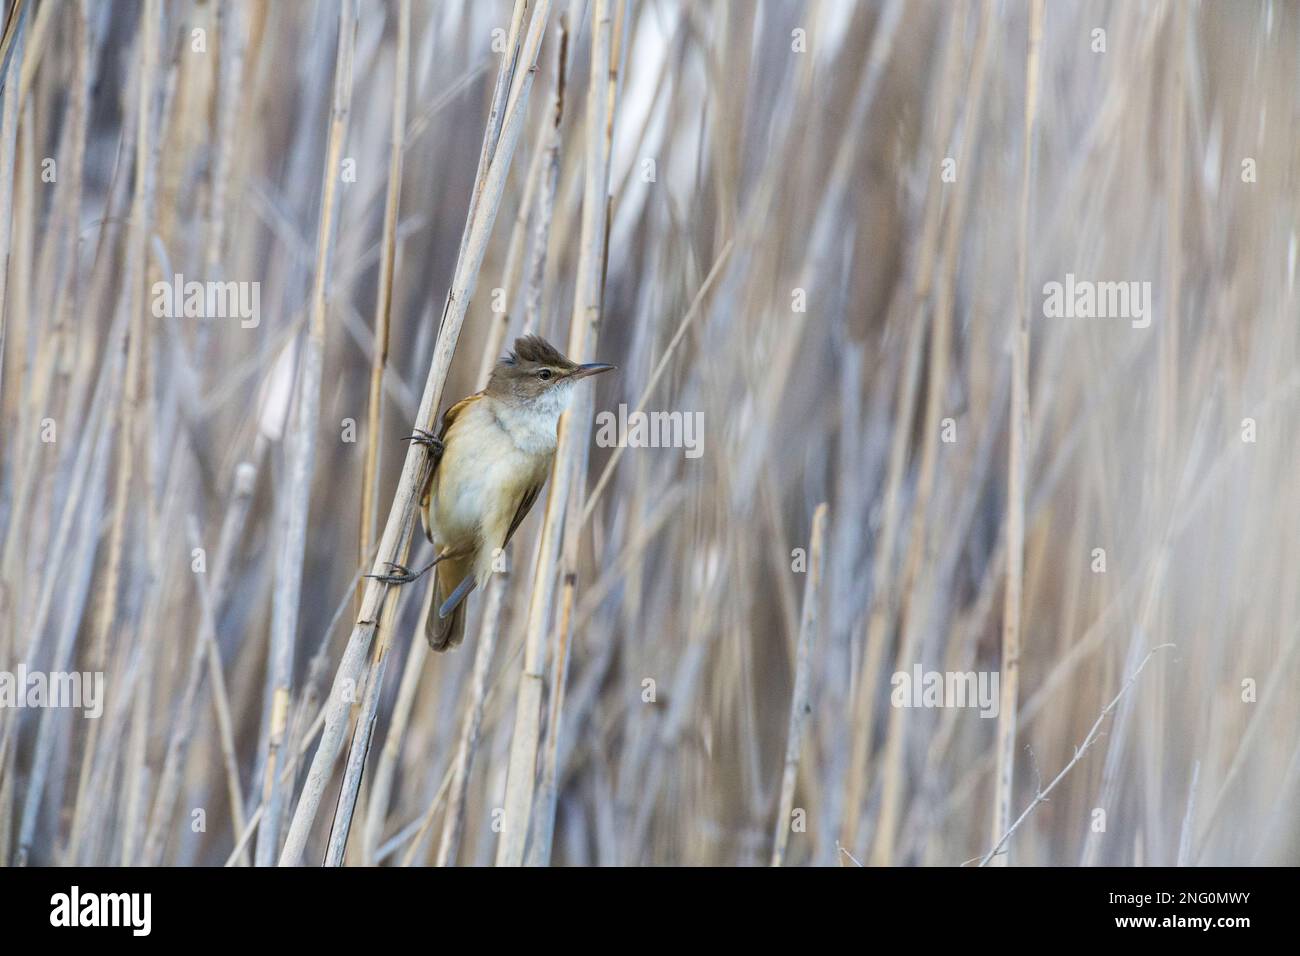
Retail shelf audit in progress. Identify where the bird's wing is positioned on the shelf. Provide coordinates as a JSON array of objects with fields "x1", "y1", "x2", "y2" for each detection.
[
  {"x1": 438, "y1": 392, "x2": 480, "y2": 443},
  {"x1": 503, "y1": 479, "x2": 544, "y2": 549},
  {"x1": 419, "y1": 481, "x2": 434, "y2": 541},
  {"x1": 420, "y1": 392, "x2": 481, "y2": 542}
]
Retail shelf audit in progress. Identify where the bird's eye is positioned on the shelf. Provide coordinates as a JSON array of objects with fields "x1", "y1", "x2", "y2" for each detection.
[{"x1": 538, "y1": 369, "x2": 553, "y2": 381}]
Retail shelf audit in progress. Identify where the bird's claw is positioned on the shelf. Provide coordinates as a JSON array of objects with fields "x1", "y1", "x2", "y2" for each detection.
[
  {"x1": 403, "y1": 429, "x2": 444, "y2": 456},
  {"x1": 365, "y1": 561, "x2": 421, "y2": 585}
]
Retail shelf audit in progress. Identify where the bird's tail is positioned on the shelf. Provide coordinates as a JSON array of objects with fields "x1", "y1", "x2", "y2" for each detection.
[{"x1": 425, "y1": 555, "x2": 473, "y2": 652}]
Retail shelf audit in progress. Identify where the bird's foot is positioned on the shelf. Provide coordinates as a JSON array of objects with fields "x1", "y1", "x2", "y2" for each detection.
[
  {"x1": 365, "y1": 560, "x2": 435, "y2": 585},
  {"x1": 403, "y1": 429, "x2": 444, "y2": 457}
]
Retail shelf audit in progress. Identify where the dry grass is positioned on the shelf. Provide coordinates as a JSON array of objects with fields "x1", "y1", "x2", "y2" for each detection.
[{"x1": 1, "y1": 0, "x2": 1298, "y2": 867}]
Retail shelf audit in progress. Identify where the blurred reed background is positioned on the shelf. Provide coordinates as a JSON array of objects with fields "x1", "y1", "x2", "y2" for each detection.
[{"x1": 1, "y1": 0, "x2": 1297, "y2": 867}]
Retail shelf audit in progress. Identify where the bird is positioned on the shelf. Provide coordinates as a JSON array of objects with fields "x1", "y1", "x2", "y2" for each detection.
[{"x1": 371, "y1": 335, "x2": 615, "y2": 651}]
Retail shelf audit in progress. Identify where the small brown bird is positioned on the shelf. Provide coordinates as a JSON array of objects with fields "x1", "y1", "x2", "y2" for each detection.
[{"x1": 380, "y1": 336, "x2": 614, "y2": 650}]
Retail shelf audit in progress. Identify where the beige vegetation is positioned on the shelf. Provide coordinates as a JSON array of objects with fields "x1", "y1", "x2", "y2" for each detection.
[{"x1": 0, "y1": 0, "x2": 1297, "y2": 866}]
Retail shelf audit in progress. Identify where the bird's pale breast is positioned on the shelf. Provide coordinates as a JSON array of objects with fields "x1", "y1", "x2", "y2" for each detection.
[{"x1": 431, "y1": 396, "x2": 555, "y2": 582}]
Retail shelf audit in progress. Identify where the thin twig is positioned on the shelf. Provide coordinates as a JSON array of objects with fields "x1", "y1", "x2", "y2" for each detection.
[{"x1": 977, "y1": 644, "x2": 1174, "y2": 867}]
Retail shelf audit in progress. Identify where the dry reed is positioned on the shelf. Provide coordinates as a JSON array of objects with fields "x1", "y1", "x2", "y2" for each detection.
[{"x1": 0, "y1": 0, "x2": 1297, "y2": 869}]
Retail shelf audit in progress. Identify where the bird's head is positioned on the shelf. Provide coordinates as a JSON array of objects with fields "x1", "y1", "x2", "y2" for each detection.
[{"x1": 486, "y1": 335, "x2": 615, "y2": 415}]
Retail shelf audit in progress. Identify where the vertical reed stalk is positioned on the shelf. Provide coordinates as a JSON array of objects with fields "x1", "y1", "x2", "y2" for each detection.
[
  {"x1": 495, "y1": 0, "x2": 615, "y2": 867},
  {"x1": 358, "y1": 0, "x2": 411, "y2": 604},
  {"x1": 258, "y1": 0, "x2": 358, "y2": 866},
  {"x1": 990, "y1": 0, "x2": 1043, "y2": 865},
  {"x1": 771, "y1": 503, "x2": 828, "y2": 866},
  {"x1": 278, "y1": 0, "x2": 552, "y2": 866}
]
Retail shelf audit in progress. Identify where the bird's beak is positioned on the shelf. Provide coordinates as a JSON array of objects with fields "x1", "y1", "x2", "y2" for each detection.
[{"x1": 571, "y1": 362, "x2": 616, "y2": 380}]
